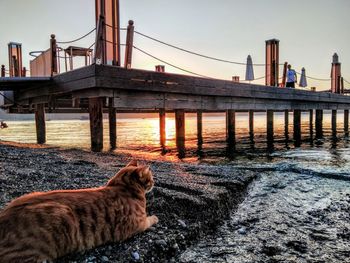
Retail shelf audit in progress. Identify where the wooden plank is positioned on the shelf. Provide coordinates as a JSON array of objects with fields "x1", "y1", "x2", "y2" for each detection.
[
  {"x1": 89, "y1": 97, "x2": 104, "y2": 152},
  {"x1": 35, "y1": 104, "x2": 46, "y2": 144}
]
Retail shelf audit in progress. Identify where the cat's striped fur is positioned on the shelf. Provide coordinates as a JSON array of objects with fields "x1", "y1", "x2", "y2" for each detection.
[{"x1": 0, "y1": 160, "x2": 158, "y2": 263}]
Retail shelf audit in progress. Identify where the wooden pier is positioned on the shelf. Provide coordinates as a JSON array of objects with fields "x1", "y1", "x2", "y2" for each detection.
[{"x1": 1, "y1": 64, "x2": 350, "y2": 153}]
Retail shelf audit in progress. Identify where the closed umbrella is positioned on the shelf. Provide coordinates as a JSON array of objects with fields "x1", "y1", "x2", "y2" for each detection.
[
  {"x1": 245, "y1": 55, "x2": 254, "y2": 81},
  {"x1": 299, "y1": 67, "x2": 307, "y2": 87}
]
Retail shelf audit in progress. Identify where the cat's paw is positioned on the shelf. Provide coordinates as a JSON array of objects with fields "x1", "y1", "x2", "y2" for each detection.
[{"x1": 149, "y1": 215, "x2": 159, "y2": 225}]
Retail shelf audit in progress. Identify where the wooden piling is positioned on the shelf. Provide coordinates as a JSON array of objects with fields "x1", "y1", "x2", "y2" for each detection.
[
  {"x1": 293, "y1": 109, "x2": 301, "y2": 144},
  {"x1": 316, "y1": 109, "x2": 323, "y2": 138},
  {"x1": 309, "y1": 109, "x2": 313, "y2": 136},
  {"x1": 344, "y1": 109, "x2": 349, "y2": 135},
  {"x1": 1, "y1": 65, "x2": 5, "y2": 77},
  {"x1": 284, "y1": 109, "x2": 289, "y2": 137},
  {"x1": 249, "y1": 110, "x2": 254, "y2": 139},
  {"x1": 35, "y1": 104, "x2": 46, "y2": 144},
  {"x1": 332, "y1": 110, "x2": 337, "y2": 136},
  {"x1": 197, "y1": 110, "x2": 203, "y2": 145},
  {"x1": 159, "y1": 108, "x2": 166, "y2": 147},
  {"x1": 226, "y1": 110, "x2": 236, "y2": 145},
  {"x1": 175, "y1": 109, "x2": 185, "y2": 156},
  {"x1": 266, "y1": 110, "x2": 274, "y2": 142},
  {"x1": 89, "y1": 97, "x2": 104, "y2": 152},
  {"x1": 108, "y1": 98, "x2": 116, "y2": 150}
]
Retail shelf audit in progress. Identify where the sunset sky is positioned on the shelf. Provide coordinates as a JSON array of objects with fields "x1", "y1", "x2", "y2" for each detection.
[{"x1": 0, "y1": 0, "x2": 349, "y2": 90}]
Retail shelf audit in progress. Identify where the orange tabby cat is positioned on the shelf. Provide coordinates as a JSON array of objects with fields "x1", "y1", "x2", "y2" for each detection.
[{"x1": 0, "y1": 160, "x2": 158, "y2": 263}]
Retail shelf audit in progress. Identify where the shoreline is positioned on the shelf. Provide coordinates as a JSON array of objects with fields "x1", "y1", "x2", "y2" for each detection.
[{"x1": 0, "y1": 141, "x2": 256, "y2": 262}]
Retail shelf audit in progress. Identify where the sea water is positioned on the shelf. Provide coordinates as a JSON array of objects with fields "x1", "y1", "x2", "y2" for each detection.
[{"x1": 1, "y1": 111, "x2": 349, "y2": 262}]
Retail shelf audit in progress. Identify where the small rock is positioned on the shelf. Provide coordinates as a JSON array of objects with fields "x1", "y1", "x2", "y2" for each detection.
[
  {"x1": 238, "y1": 227, "x2": 247, "y2": 235},
  {"x1": 131, "y1": 251, "x2": 140, "y2": 261},
  {"x1": 178, "y1": 219, "x2": 187, "y2": 228},
  {"x1": 155, "y1": 239, "x2": 167, "y2": 247},
  {"x1": 101, "y1": 256, "x2": 109, "y2": 262}
]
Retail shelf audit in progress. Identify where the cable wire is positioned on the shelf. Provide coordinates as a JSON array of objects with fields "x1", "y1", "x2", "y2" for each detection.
[
  {"x1": 134, "y1": 30, "x2": 284, "y2": 67},
  {"x1": 295, "y1": 71, "x2": 331, "y2": 81},
  {"x1": 56, "y1": 28, "x2": 96, "y2": 44},
  {"x1": 133, "y1": 45, "x2": 212, "y2": 78}
]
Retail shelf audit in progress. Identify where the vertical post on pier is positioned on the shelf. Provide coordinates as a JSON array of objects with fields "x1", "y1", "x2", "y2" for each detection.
[
  {"x1": 331, "y1": 53, "x2": 341, "y2": 94},
  {"x1": 266, "y1": 110, "x2": 274, "y2": 143},
  {"x1": 265, "y1": 39, "x2": 279, "y2": 86},
  {"x1": 95, "y1": 0, "x2": 121, "y2": 66},
  {"x1": 344, "y1": 109, "x2": 349, "y2": 136},
  {"x1": 293, "y1": 109, "x2": 301, "y2": 145},
  {"x1": 175, "y1": 109, "x2": 185, "y2": 157},
  {"x1": 249, "y1": 110, "x2": 254, "y2": 140},
  {"x1": 108, "y1": 98, "x2": 116, "y2": 150},
  {"x1": 89, "y1": 97, "x2": 104, "y2": 152},
  {"x1": 332, "y1": 110, "x2": 337, "y2": 137},
  {"x1": 226, "y1": 110, "x2": 236, "y2": 146},
  {"x1": 35, "y1": 104, "x2": 46, "y2": 144},
  {"x1": 124, "y1": 20, "x2": 134, "y2": 69},
  {"x1": 309, "y1": 109, "x2": 314, "y2": 138},
  {"x1": 197, "y1": 110, "x2": 203, "y2": 146},
  {"x1": 315, "y1": 109, "x2": 323, "y2": 139},
  {"x1": 159, "y1": 108, "x2": 166, "y2": 148},
  {"x1": 50, "y1": 34, "x2": 58, "y2": 76},
  {"x1": 1, "y1": 65, "x2": 5, "y2": 77}
]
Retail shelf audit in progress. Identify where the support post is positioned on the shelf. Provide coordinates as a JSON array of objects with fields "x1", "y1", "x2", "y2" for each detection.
[
  {"x1": 89, "y1": 97, "x2": 104, "y2": 152},
  {"x1": 226, "y1": 110, "x2": 236, "y2": 146},
  {"x1": 249, "y1": 110, "x2": 254, "y2": 140},
  {"x1": 316, "y1": 109, "x2": 323, "y2": 139},
  {"x1": 108, "y1": 98, "x2": 116, "y2": 150},
  {"x1": 309, "y1": 109, "x2": 313, "y2": 138},
  {"x1": 159, "y1": 108, "x2": 166, "y2": 147},
  {"x1": 197, "y1": 110, "x2": 203, "y2": 145},
  {"x1": 175, "y1": 109, "x2": 185, "y2": 157},
  {"x1": 293, "y1": 109, "x2": 301, "y2": 145},
  {"x1": 332, "y1": 110, "x2": 337, "y2": 137},
  {"x1": 124, "y1": 20, "x2": 134, "y2": 69},
  {"x1": 1, "y1": 65, "x2": 5, "y2": 77},
  {"x1": 284, "y1": 109, "x2": 289, "y2": 138},
  {"x1": 35, "y1": 104, "x2": 46, "y2": 144},
  {"x1": 344, "y1": 109, "x2": 349, "y2": 136},
  {"x1": 266, "y1": 110, "x2": 274, "y2": 143}
]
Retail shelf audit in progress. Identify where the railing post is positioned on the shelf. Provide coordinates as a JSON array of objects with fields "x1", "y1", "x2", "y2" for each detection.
[
  {"x1": 124, "y1": 20, "x2": 134, "y2": 69},
  {"x1": 94, "y1": 15, "x2": 106, "y2": 64},
  {"x1": 1, "y1": 65, "x2": 5, "y2": 77},
  {"x1": 50, "y1": 34, "x2": 58, "y2": 76}
]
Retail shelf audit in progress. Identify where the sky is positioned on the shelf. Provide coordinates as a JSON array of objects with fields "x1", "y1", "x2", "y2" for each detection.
[{"x1": 0, "y1": 0, "x2": 349, "y2": 90}]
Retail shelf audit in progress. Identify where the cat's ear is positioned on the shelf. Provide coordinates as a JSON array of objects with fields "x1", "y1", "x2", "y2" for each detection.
[
  {"x1": 126, "y1": 159, "x2": 138, "y2": 167},
  {"x1": 136, "y1": 165, "x2": 151, "y2": 178}
]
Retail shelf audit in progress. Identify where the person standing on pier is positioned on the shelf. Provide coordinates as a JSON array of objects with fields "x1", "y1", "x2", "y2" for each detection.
[{"x1": 286, "y1": 64, "x2": 297, "y2": 88}]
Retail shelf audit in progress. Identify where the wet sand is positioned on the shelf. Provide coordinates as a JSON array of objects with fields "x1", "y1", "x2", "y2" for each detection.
[{"x1": 0, "y1": 141, "x2": 255, "y2": 262}]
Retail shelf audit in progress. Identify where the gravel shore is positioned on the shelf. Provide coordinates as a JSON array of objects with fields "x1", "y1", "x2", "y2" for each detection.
[{"x1": 0, "y1": 141, "x2": 256, "y2": 262}]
